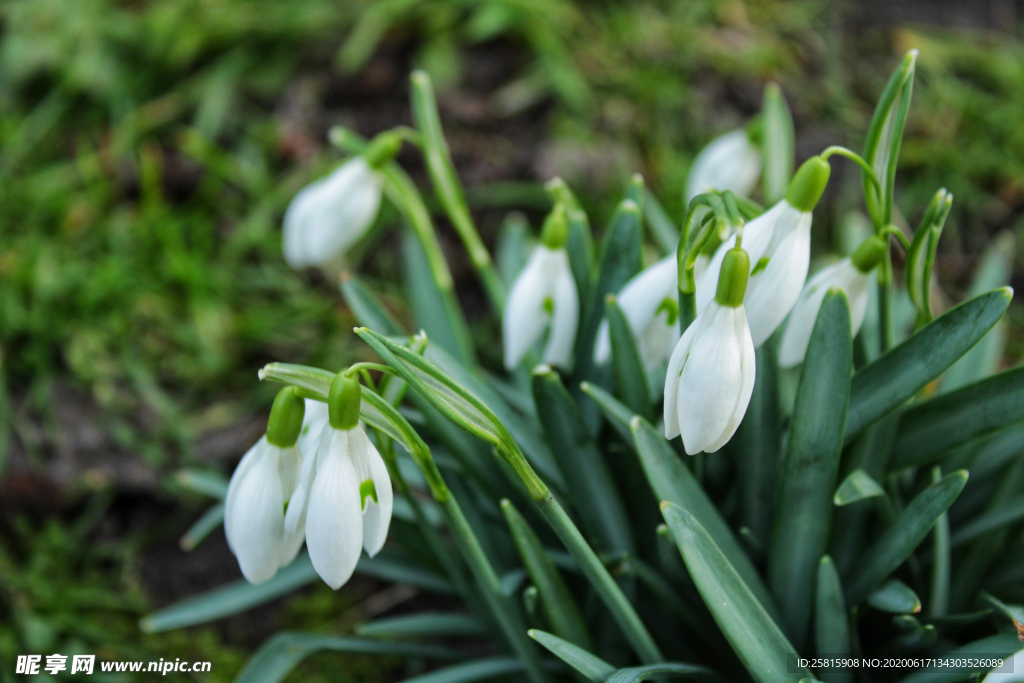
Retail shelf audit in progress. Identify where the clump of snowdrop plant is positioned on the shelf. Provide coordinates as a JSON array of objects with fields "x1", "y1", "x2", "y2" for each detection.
[{"x1": 155, "y1": 56, "x2": 1024, "y2": 683}]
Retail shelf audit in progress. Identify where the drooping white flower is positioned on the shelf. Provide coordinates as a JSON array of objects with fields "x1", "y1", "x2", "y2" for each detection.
[
  {"x1": 296, "y1": 398, "x2": 329, "y2": 458},
  {"x1": 686, "y1": 128, "x2": 762, "y2": 202},
  {"x1": 665, "y1": 247, "x2": 756, "y2": 455},
  {"x1": 503, "y1": 206, "x2": 578, "y2": 370},
  {"x1": 593, "y1": 255, "x2": 708, "y2": 372},
  {"x1": 283, "y1": 156, "x2": 384, "y2": 269},
  {"x1": 778, "y1": 236, "x2": 886, "y2": 367},
  {"x1": 225, "y1": 436, "x2": 304, "y2": 584},
  {"x1": 284, "y1": 422, "x2": 393, "y2": 589},
  {"x1": 981, "y1": 647, "x2": 1024, "y2": 683},
  {"x1": 696, "y1": 157, "x2": 831, "y2": 347}
]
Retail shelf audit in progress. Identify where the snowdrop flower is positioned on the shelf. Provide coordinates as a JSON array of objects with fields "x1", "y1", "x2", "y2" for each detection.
[
  {"x1": 225, "y1": 388, "x2": 306, "y2": 584},
  {"x1": 282, "y1": 133, "x2": 401, "y2": 269},
  {"x1": 697, "y1": 156, "x2": 831, "y2": 347},
  {"x1": 665, "y1": 245, "x2": 756, "y2": 454},
  {"x1": 686, "y1": 128, "x2": 762, "y2": 201},
  {"x1": 981, "y1": 647, "x2": 1024, "y2": 683},
  {"x1": 779, "y1": 236, "x2": 886, "y2": 367},
  {"x1": 296, "y1": 398, "x2": 329, "y2": 457},
  {"x1": 284, "y1": 372, "x2": 393, "y2": 589},
  {"x1": 593, "y1": 255, "x2": 708, "y2": 371},
  {"x1": 503, "y1": 205, "x2": 579, "y2": 370}
]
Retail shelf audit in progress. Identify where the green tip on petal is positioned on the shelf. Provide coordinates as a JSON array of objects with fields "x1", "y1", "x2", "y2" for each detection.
[
  {"x1": 715, "y1": 247, "x2": 750, "y2": 308},
  {"x1": 359, "y1": 480, "x2": 378, "y2": 509},
  {"x1": 540, "y1": 203, "x2": 569, "y2": 249},
  {"x1": 266, "y1": 386, "x2": 306, "y2": 448},
  {"x1": 851, "y1": 235, "x2": 888, "y2": 273},
  {"x1": 329, "y1": 371, "x2": 362, "y2": 430},
  {"x1": 786, "y1": 156, "x2": 831, "y2": 212}
]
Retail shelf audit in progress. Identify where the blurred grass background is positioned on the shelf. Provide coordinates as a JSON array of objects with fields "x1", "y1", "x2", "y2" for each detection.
[{"x1": 1, "y1": 0, "x2": 1023, "y2": 679}]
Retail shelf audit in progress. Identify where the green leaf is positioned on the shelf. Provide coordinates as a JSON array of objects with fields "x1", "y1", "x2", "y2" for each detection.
[
  {"x1": 605, "y1": 295, "x2": 652, "y2": 420},
  {"x1": 892, "y1": 364, "x2": 1024, "y2": 469},
  {"x1": 815, "y1": 557, "x2": 852, "y2": 683},
  {"x1": 179, "y1": 503, "x2": 224, "y2": 552},
  {"x1": 529, "y1": 629, "x2": 615, "y2": 683},
  {"x1": 950, "y1": 497, "x2": 1024, "y2": 548},
  {"x1": 762, "y1": 82, "x2": 794, "y2": 205},
  {"x1": 867, "y1": 580, "x2": 921, "y2": 614},
  {"x1": 579, "y1": 380, "x2": 634, "y2": 444},
  {"x1": 340, "y1": 272, "x2": 405, "y2": 336},
  {"x1": 906, "y1": 189, "x2": 952, "y2": 328},
  {"x1": 548, "y1": 178, "x2": 595, "y2": 310},
  {"x1": 900, "y1": 634, "x2": 1020, "y2": 683},
  {"x1": 943, "y1": 231, "x2": 1016, "y2": 391},
  {"x1": 496, "y1": 211, "x2": 532, "y2": 287},
  {"x1": 769, "y1": 291, "x2": 852, "y2": 646},
  {"x1": 632, "y1": 417, "x2": 781, "y2": 621},
  {"x1": 979, "y1": 592, "x2": 1024, "y2": 624},
  {"x1": 845, "y1": 471, "x2": 967, "y2": 604},
  {"x1": 605, "y1": 663, "x2": 721, "y2": 683},
  {"x1": 532, "y1": 366, "x2": 632, "y2": 555},
  {"x1": 140, "y1": 554, "x2": 317, "y2": 632},
  {"x1": 401, "y1": 230, "x2": 475, "y2": 366},
  {"x1": 845, "y1": 288, "x2": 1013, "y2": 442},
  {"x1": 736, "y1": 339, "x2": 783, "y2": 548},
  {"x1": 643, "y1": 188, "x2": 680, "y2": 254},
  {"x1": 235, "y1": 632, "x2": 461, "y2": 683},
  {"x1": 356, "y1": 612, "x2": 487, "y2": 639},
  {"x1": 175, "y1": 468, "x2": 228, "y2": 499},
  {"x1": 661, "y1": 503, "x2": 808, "y2": 683},
  {"x1": 574, "y1": 199, "x2": 643, "y2": 378},
  {"x1": 400, "y1": 658, "x2": 536, "y2": 683},
  {"x1": 833, "y1": 470, "x2": 886, "y2": 506},
  {"x1": 502, "y1": 499, "x2": 591, "y2": 650},
  {"x1": 861, "y1": 50, "x2": 917, "y2": 226}
]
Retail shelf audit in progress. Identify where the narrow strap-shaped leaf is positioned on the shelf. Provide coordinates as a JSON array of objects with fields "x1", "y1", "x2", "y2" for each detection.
[
  {"x1": 606, "y1": 295, "x2": 653, "y2": 420},
  {"x1": 833, "y1": 470, "x2": 885, "y2": 506},
  {"x1": 400, "y1": 657, "x2": 538, "y2": 683},
  {"x1": 867, "y1": 579, "x2": 921, "y2": 614},
  {"x1": 179, "y1": 503, "x2": 224, "y2": 551},
  {"x1": 643, "y1": 188, "x2": 680, "y2": 254},
  {"x1": 175, "y1": 468, "x2": 228, "y2": 499},
  {"x1": 661, "y1": 503, "x2": 808, "y2": 683},
  {"x1": 340, "y1": 271, "x2": 406, "y2": 336},
  {"x1": 580, "y1": 380, "x2": 633, "y2": 443},
  {"x1": 899, "y1": 633, "x2": 1020, "y2": 683},
  {"x1": 943, "y1": 232, "x2": 1016, "y2": 391},
  {"x1": 502, "y1": 499, "x2": 592, "y2": 650},
  {"x1": 929, "y1": 467, "x2": 951, "y2": 618},
  {"x1": 950, "y1": 497, "x2": 1024, "y2": 548},
  {"x1": 356, "y1": 612, "x2": 487, "y2": 638},
  {"x1": 762, "y1": 83, "x2": 794, "y2": 205},
  {"x1": 632, "y1": 417, "x2": 781, "y2": 621},
  {"x1": 605, "y1": 663, "x2": 721, "y2": 683},
  {"x1": 845, "y1": 471, "x2": 967, "y2": 604},
  {"x1": 532, "y1": 366, "x2": 632, "y2": 554},
  {"x1": 891, "y1": 364, "x2": 1024, "y2": 469},
  {"x1": 529, "y1": 629, "x2": 615, "y2": 683},
  {"x1": 815, "y1": 556, "x2": 852, "y2": 683},
  {"x1": 548, "y1": 179, "x2": 596, "y2": 313},
  {"x1": 769, "y1": 291, "x2": 852, "y2": 646},
  {"x1": 845, "y1": 288, "x2": 1012, "y2": 442},
  {"x1": 235, "y1": 632, "x2": 461, "y2": 683},
  {"x1": 736, "y1": 339, "x2": 782, "y2": 548},
  {"x1": 401, "y1": 230, "x2": 475, "y2": 365},
  {"x1": 496, "y1": 211, "x2": 532, "y2": 287},
  {"x1": 573, "y1": 199, "x2": 643, "y2": 379}
]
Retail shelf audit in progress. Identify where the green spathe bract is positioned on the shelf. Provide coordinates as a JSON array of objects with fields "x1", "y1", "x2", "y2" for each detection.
[{"x1": 153, "y1": 58, "x2": 1024, "y2": 683}]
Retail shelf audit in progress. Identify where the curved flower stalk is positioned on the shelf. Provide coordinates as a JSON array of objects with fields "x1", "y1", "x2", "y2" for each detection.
[
  {"x1": 594, "y1": 255, "x2": 707, "y2": 372},
  {"x1": 503, "y1": 204, "x2": 579, "y2": 370},
  {"x1": 283, "y1": 133, "x2": 403, "y2": 269},
  {"x1": 284, "y1": 372, "x2": 393, "y2": 589},
  {"x1": 685, "y1": 128, "x2": 762, "y2": 202},
  {"x1": 696, "y1": 156, "x2": 832, "y2": 347},
  {"x1": 225, "y1": 388, "x2": 306, "y2": 584},
  {"x1": 779, "y1": 236, "x2": 887, "y2": 367},
  {"x1": 665, "y1": 245, "x2": 756, "y2": 455}
]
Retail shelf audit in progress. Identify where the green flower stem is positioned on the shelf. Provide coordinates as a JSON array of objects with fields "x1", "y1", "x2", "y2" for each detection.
[
  {"x1": 345, "y1": 362, "x2": 398, "y2": 377},
  {"x1": 677, "y1": 194, "x2": 728, "y2": 334},
  {"x1": 498, "y1": 439, "x2": 664, "y2": 664},
  {"x1": 929, "y1": 467, "x2": 951, "y2": 618},
  {"x1": 411, "y1": 70, "x2": 506, "y2": 313},
  {"x1": 881, "y1": 226, "x2": 912, "y2": 252},
  {"x1": 820, "y1": 146, "x2": 882, "y2": 196},
  {"x1": 877, "y1": 252, "x2": 895, "y2": 351},
  {"x1": 678, "y1": 291, "x2": 697, "y2": 334}
]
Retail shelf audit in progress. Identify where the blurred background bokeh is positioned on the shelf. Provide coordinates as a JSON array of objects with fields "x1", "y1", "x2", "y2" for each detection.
[{"x1": 2, "y1": 0, "x2": 1023, "y2": 680}]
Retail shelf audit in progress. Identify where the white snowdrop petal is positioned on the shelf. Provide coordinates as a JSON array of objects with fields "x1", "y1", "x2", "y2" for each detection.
[
  {"x1": 981, "y1": 648, "x2": 1024, "y2": 683},
  {"x1": 663, "y1": 320, "x2": 697, "y2": 440},
  {"x1": 744, "y1": 216, "x2": 811, "y2": 347},
  {"x1": 503, "y1": 247, "x2": 557, "y2": 369},
  {"x1": 846, "y1": 270, "x2": 873, "y2": 337},
  {"x1": 704, "y1": 308, "x2": 756, "y2": 453},
  {"x1": 543, "y1": 254, "x2": 579, "y2": 368},
  {"x1": 353, "y1": 426, "x2": 393, "y2": 557},
  {"x1": 595, "y1": 256, "x2": 678, "y2": 366},
  {"x1": 225, "y1": 438, "x2": 266, "y2": 555},
  {"x1": 229, "y1": 446, "x2": 285, "y2": 584},
  {"x1": 296, "y1": 399, "x2": 329, "y2": 459},
  {"x1": 686, "y1": 129, "x2": 762, "y2": 201},
  {"x1": 677, "y1": 305, "x2": 745, "y2": 455},
  {"x1": 285, "y1": 423, "x2": 328, "y2": 534},
  {"x1": 305, "y1": 429, "x2": 363, "y2": 590},
  {"x1": 778, "y1": 265, "x2": 837, "y2": 368}
]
